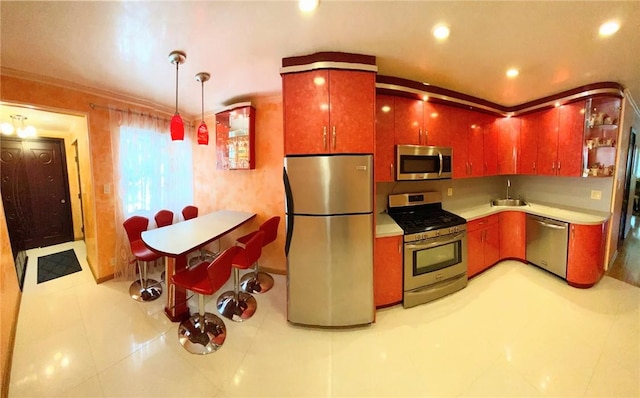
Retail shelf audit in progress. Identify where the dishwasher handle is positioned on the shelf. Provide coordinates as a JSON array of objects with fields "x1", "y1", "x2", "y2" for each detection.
[{"x1": 532, "y1": 219, "x2": 567, "y2": 230}]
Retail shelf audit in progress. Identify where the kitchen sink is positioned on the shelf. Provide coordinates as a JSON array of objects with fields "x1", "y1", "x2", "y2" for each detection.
[{"x1": 491, "y1": 198, "x2": 527, "y2": 207}]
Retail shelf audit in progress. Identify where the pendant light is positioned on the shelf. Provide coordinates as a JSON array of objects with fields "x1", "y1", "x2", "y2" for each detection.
[
  {"x1": 168, "y1": 50, "x2": 186, "y2": 141},
  {"x1": 195, "y1": 72, "x2": 211, "y2": 146}
]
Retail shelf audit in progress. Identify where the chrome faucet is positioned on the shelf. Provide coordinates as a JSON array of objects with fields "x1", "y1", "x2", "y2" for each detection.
[{"x1": 506, "y1": 179, "x2": 511, "y2": 199}]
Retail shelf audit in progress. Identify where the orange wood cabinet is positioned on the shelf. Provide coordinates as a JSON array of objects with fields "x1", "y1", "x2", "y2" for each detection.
[
  {"x1": 466, "y1": 214, "x2": 500, "y2": 278},
  {"x1": 499, "y1": 211, "x2": 526, "y2": 260},
  {"x1": 556, "y1": 100, "x2": 586, "y2": 176},
  {"x1": 393, "y1": 98, "x2": 452, "y2": 147},
  {"x1": 535, "y1": 107, "x2": 561, "y2": 176},
  {"x1": 567, "y1": 221, "x2": 608, "y2": 288},
  {"x1": 374, "y1": 235, "x2": 403, "y2": 307},
  {"x1": 519, "y1": 112, "x2": 540, "y2": 175},
  {"x1": 283, "y1": 69, "x2": 375, "y2": 155},
  {"x1": 375, "y1": 95, "x2": 396, "y2": 182},
  {"x1": 496, "y1": 117, "x2": 521, "y2": 175},
  {"x1": 451, "y1": 108, "x2": 494, "y2": 178}
]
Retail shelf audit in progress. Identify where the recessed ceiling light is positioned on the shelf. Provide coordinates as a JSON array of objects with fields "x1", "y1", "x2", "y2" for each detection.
[
  {"x1": 299, "y1": 0, "x2": 319, "y2": 12},
  {"x1": 506, "y1": 68, "x2": 519, "y2": 78},
  {"x1": 432, "y1": 24, "x2": 450, "y2": 40},
  {"x1": 599, "y1": 21, "x2": 620, "y2": 37}
]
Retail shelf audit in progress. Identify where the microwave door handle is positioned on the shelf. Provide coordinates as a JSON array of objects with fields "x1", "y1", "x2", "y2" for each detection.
[
  {"x1": 406, "y1": 232, "x2": 465, "y2": 250},
  {"x1": 438, "y1": 152, "x2": 443, "y2": 176}
]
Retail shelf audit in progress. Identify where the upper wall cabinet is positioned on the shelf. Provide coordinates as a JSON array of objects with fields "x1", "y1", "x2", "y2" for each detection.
[
  {"x1": 495, "y1": 117, "x2": 521, "y2": 175},
  {"x1": 393, "y1": 97, "x2": 451, "y2": 147},
  {"x1": 375, "y1": 94, "x2": 395, "y2": 182},
  {"x1": 282, "y1": 54, "x2": 376, "y2": 155},
  {"x1": 584, "y1": 96, "x2": 621, "y2": 177},
  {"x1": 215, "y1": 103, "x2": 256, "y2": 170}
]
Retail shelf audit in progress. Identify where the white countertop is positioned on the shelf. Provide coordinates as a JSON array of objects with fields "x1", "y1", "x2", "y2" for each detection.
[
  {"x1": 376, "y1": 201, "x2": 610, "y2": 238},
  {"x1": 141, "y1": 210, "x2": 256, "y2": 256}
]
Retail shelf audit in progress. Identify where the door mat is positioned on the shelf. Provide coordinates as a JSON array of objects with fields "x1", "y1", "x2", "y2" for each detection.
[{"x1": 37, "y1": 249, "x2": 82, "y2": 284}]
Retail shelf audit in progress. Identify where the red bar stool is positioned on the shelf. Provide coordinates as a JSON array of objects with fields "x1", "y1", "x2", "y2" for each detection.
[
  {"x1": 217, "y1": 231, "x2": 264, "y2": 322},
  {"x1": 172, "y1": 246, "x2": 240, "y2": 355},
  {"x1": 182, "y1": 205, "x2": 218, "y2": 266},
  {"x1": 154, "y1": 209, "x2": 174, "y2": 281},
  {"x1": 181, "y1": 205, "x2": 198, "y2": 221},
  {"x1": 123, "y1": 216, "x2": 163, "y2": 302},
  {"x1": 239, "y1": 216, "x2": 280, "y2": 294}
]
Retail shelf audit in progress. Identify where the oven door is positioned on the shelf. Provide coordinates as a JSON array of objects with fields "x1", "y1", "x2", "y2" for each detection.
[{"x1": 404, "y1": 232, "x2": 467, "y2": 291}]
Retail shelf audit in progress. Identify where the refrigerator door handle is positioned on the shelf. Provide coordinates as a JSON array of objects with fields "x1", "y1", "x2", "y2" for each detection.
[{"x1": 283, "y1": 167, "x2": 294, "y2": 255}]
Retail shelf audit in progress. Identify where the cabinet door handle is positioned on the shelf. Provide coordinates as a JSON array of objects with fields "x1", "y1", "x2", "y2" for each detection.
[
  {"x1": 571, "y1": 224, "x2": 575, "y2": 239},
  {"x1": 332, "y1": 126, "x2": 336, "y2": 149},
  {"x1": 552, "y1": 162, "x2": 556, "y2": 172},
  {"x1": 418, "y1": 128, "x2": 422, "y2": 144},
  {"x1": 323, "y1": 126, "x2": 327, "y2": 149},
  {"x1": 390, "y1": 163, "x2": 394, "y2": 179},
  {"x1": 398, "y1": 239, "x2": 402, "y2": 253},
  {"x1": 557, "y1": 161, "x2": 561, "y2": 173},
  {"x1": 424, "y1": 129, "x2": 428, "y2": 144},
  {"x1": 533, "y1": 162, "x2": 536, "y2": 173}
]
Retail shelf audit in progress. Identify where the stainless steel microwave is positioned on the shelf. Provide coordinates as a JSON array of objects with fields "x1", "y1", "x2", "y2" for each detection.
[{"x1": 396, "y1": 145, "x2": 452, "y2": 180}]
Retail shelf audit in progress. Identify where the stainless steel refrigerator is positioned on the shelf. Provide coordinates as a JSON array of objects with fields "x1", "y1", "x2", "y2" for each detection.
[{"x1": 284, "y1": 154, "x2": 374, "y2": 327}]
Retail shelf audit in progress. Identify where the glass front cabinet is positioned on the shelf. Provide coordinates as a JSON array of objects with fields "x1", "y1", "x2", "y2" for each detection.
[
  {"x1": 583, "y1": 96, "x2": 621, "y2": 177},
  {"x1": 215, "y1": 102, "x2": 256, "y2": 170}
]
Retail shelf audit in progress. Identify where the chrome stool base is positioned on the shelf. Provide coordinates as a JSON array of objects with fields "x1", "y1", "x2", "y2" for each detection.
[
  {"x1": 177, "y1": 313, "x2": 226, "y2": 355},
  {"x1": 217, "y1": 291, "x2": 257, "y2": 322},
  {"x1": 240, "y1": 271, "x2": 274, "y2": 294},
  {"x1": 129, "y1": 279, "x2": 162, "y2": 302}
]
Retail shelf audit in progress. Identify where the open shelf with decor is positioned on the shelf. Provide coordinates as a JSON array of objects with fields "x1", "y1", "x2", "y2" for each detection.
[{"x1": 583, "y1": 96, "x2": 620, "y2": 177}]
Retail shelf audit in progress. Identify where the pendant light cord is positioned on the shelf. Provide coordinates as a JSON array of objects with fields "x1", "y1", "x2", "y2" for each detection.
[
  {"x1": 175, "y1": 61, "x2": 179, "y2": 113},
  {"x1": 201, "y1": 81, "x2": 205, "y2": 122}
]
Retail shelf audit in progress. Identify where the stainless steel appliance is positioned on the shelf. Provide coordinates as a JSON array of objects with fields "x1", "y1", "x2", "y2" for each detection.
[
  {"x1": 526, "y1": 214, "x2": 569, "y2": 279},
  {"x1": 396, "y1": 145, "x2": 452, "y2": 181},
  {"x1": 284, "y1": 154, "x2": 374, "y2": 327},
  {"x1": 387, "y1": 192, "x2": 467, "y2": 308}
]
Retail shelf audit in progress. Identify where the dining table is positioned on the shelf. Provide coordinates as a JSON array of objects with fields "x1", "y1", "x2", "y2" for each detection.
[{"x1": 141, "y1": 209, "x2": 256, "y2": 321}]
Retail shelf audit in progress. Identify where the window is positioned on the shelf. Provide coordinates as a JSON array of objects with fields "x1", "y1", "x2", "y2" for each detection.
[{"x1": 118, "y1": 125, "x2": 193, "y2": 217}]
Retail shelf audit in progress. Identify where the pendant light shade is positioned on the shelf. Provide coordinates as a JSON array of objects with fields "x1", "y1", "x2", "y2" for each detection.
[
  {"x1": 169, "y1": 50, "x2": 186, "y2": 141},
  {"x1": 195, "y1": 72, "x2": 211, "y2": 146}
]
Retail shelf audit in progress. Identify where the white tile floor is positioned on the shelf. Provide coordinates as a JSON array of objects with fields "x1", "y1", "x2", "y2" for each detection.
[{"x1": 9, "y1": 241, "x2": 640, "y2": 397}]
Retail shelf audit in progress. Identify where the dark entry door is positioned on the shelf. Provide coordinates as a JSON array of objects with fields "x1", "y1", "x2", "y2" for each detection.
[{"x1": 1, "y1": 137, "x2": 74, "y2": 249}]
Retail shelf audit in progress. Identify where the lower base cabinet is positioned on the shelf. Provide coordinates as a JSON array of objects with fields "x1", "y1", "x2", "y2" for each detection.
[
  {"x1": 567, "y1": 221, "x2": 608, "y2": 288},
  {"x1": 374, "y1": 235, "x2": 403, "y2": 307},
  {"x1": 499, "y1": 211, "x2": 526, "y2": 260},
  {"x1": 467, "y1": 214, "x2": 500, "y2": 278}
]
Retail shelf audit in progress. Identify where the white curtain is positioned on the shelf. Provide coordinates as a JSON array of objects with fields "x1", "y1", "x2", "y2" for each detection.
[{"x1": 110, "y1": 108, "x2": 194, "y2": 278}]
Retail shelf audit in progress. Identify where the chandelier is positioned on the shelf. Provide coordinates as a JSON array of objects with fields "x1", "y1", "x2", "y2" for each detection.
[{"x1": 0, "y1": 114, "x2": 37, "y2": 138}]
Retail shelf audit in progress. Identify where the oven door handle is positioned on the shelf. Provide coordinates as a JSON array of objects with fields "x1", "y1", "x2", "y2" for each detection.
[{"x1": 406, "y1": 233, "x2": 465, "y2": 250}]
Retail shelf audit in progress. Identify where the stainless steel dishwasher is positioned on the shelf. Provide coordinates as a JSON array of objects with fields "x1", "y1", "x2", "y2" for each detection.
[{"x1": 526, "y1": 215, "x2": 569, "y2": 279}]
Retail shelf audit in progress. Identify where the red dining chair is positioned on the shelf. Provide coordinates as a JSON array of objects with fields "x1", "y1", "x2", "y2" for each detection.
[
  {"x1": 154, "y1": 209, "x2": 174, "y2": 280},
  {"x1": 123, "y1": 216, "x2": 163, "y2": 302},
  {"x1": 172, "y1": 245, "x2": 240, "y2": 355},
  {"x1": 217, "y1": 231, "x2": 264, "y2": 322},
  {"x1": 239, "y1": 216, "x2": 280, "y2": 294}
]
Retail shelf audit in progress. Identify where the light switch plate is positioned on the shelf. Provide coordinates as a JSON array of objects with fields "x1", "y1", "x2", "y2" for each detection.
[
  {"x1": 591, "y1": 190, "x2": 602, "y2": 200},
  {"x1": 447, "y1": 188, "x2": 453, "y2": 196}
]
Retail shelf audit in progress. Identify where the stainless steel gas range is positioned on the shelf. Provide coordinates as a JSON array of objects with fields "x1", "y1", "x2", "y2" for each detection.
[{"x1": 387, "y1": 192, "x2": 468, "y2": 308}]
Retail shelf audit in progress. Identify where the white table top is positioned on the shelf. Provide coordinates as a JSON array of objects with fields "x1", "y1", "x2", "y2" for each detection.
[{"x1": 141, "y1": 210, "x2": 256, "y2": 256}]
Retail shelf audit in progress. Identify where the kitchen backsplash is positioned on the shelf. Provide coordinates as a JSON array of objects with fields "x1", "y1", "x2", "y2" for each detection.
[{"x1": 376, "y1": 175, "x2": 613, "y2": 215}]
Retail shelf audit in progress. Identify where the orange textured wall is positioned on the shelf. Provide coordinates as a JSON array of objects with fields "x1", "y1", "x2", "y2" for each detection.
[
  {"x1": 194, "y1": 95, "x2": 286, "y2": 273},
  {"x1": 0, "y1": 205, "x2": 21, "y2": 396}
]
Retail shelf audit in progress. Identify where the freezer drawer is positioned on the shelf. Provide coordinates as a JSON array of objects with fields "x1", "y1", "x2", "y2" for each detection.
[
  {"x1": 287, "y1": 213, "x2": 374, "y2": 327},
  {"x1": 526, "y1": 215, "x2": 569, "y2": 279}
]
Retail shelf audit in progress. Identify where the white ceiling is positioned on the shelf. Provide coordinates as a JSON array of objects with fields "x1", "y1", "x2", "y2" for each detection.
[{"x1": 1, "y1": 1, "x2": 639, "y2": 131}]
